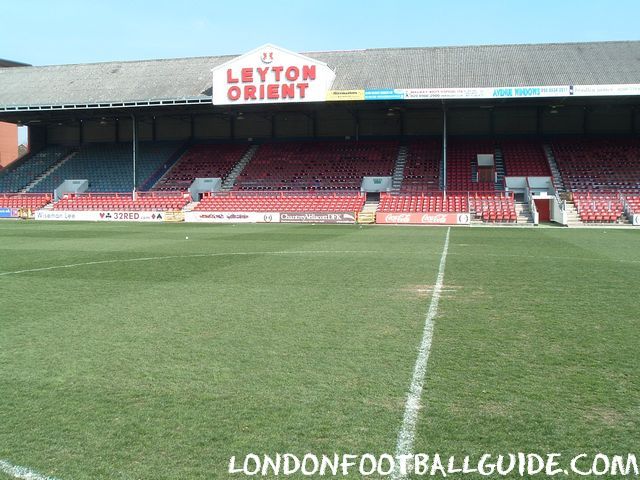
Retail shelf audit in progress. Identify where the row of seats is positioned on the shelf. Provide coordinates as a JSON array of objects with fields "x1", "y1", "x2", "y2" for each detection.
[
  {"x1": 378, "y1": 193, "x2": 467, "y2": 213},
  {"x1": 378, "y1": 192, "x2": 517, "y2": 222},
  {"x1": 233, "y1": 141, "x2": 398, "y2": 190},
  {"x1": 469, "y1": 195, "x2": 517, "y2": 223},
  {"x1": 53, "y1": 193, "x2": 188, "y2": 211},
  {"x1": 446, "y1": 139, "x2": 496, "y2": 192},
  {"x1": 552, "y1": 138, "x2": 640, "y2": 192},
  {"x1": 624, "y1": 194, "x2": 640, "y2": 213},
  {"x1": 31, "y1": 142, "x2": 181, "y2": 193},
  {"x1": 400, "y1": 140, "x2": 441, "y2": 192},
  {"x1": 153, "y1": 144, "x2": 249, "y2": 191},
  {"x1": 0, "y1": 146, "x2": 68, "y2": 192},
  {"x1": 500, "y1": 139, "x2": 551, "y2": 177},
  {"x1": 0, "y1": 193, "x2": 53, "y2": 210},
  {"x1": 194, "y1": 193, "x2": 365, "y2": 212},
  {"x1": 573, "y1": 192, "x2": 623, "y2": 223}
]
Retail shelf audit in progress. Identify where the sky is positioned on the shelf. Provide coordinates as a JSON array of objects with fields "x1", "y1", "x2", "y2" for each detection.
[
  {"x1": 4, "y1": 0, "x2": 639, "y2": 145},
  {"x1": 2, "y1": 0, "x2": 639, "y2": 66}
]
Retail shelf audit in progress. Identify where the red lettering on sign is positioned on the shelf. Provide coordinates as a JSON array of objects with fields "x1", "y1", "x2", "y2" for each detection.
[
  {"x1": 244, "y1": 85, "x2": 257, "y2": 100},
  {"x1": 267, "y1": 84, "x2": 279, "y2": 99},
  {"x1": 281, "y1": 84, "x2": 295, "y2": 99},
  {"x1": 256, "y1": 67, "x2": 269, "y2": 82},
  {"x1": 227, "y1": 69, "x2": 238, "y2": 83},
  {"x1": 285, "y1": 66, "x2": 299, "y2": 81},
  {"x1": 271, "y1": 66, "x2": 283, "y2": 81},
  {"x1": 241, "y1": 68, "x2": 253, "y2": 83},
  {"x1": 228, "y1": 86, "x2": 241, "y2": 100},
  {"x1": 297, "y1": 83, "x2": 309, "y2": 98},
  {"x1": 302, "y1": 65, "x2": 316, "y2": 81}
]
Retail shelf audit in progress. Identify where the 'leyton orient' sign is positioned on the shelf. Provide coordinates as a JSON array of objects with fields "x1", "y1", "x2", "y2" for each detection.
[{"x1": 211, "y1": 44, "x2": 336, "y2": 105}]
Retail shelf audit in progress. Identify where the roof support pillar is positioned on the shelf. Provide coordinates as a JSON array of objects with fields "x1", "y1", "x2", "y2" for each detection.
[
  {"x1": 442, "y1": 101, "x2": 447, "y2": 194},
  {"x1": 78, "y1": 119, "x2": 84, "y2": 145},
  {"x1": 131, "y1": 114, "x2": 138, "y2": 194}
]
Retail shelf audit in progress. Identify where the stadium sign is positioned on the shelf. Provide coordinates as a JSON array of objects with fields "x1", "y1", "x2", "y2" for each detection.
[
  {"x1": 212, "y1": 44, "x2": 336, "y2": 105},
  {"x1": 326, "y1": 84, "x2": 640, "y2": 102}
]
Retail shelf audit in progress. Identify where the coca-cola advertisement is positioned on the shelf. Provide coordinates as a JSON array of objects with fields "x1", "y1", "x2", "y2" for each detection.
[{"x1": 376, "y1": 212, "x2": 470, "y2": 225}]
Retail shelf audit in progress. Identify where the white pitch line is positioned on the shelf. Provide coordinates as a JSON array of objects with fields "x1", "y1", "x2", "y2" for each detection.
[
  {"x1": 0, "y1": 250, "x2": 375, "y2": 277},
  {"x1": 0, "y1": 460, "x2": 60, "y2": 480},
  {"x1": 392, "y1": 227, "x2": 451, "y2": 480}
]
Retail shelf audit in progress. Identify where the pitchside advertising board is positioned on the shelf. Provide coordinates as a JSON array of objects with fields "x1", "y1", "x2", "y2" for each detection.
[
  {"x1": 35, "y1": 210, "x2": 167, "y2": 222},
  {"x1": 184, "y1": 212, "x2": 280, "y2": 223},
  {"x1": 0, "y1": 208, "x2": 18, "y2": 218},
  {"x1": 376, "y1": 212, "x2": 470, "y2": 225},
  {"x1": 183, "y1": 211, "x2": 357, "y2": 224}
]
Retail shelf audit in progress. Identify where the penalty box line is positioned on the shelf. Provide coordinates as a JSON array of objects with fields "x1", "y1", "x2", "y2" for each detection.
[{"x1": 392, "y1": 226, "x2": 451, "y2": 480}]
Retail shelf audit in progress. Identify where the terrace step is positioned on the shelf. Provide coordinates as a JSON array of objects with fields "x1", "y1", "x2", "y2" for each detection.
[
  {"x1": 494, "y1": 146, "x2": 505, "y2": 191},
  {"x1": 21, "y1": 150, "x2": 77, "y2": 193},
  {"x1": 361, "y1": 200, "x2": 379, "y2": 213},
  {"x1": 221, "y1": 145, "x2": 259, "y2": 191},
  {"x1": 515, "y1": 202, "x2": 535, "y2": 224},
  {"x1": 543, "y1": 143, "x2": 565, "y2": 192},
  {"x1": 391, "y1": 145, "x2": 408, "y2": 191}
]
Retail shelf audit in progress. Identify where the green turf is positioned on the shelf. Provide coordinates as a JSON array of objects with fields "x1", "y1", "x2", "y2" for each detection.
[{"x1": 0, "y1": 222, "x2": 638, "y2": 479}]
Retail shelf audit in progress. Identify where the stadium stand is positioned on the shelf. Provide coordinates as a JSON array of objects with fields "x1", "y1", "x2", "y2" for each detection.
[
  {"x1": 194, "y1": 191, "x2": 365, "y2": 212},
  {"x1": 446, "y1": 139, "x2": 496, "y2": 192},
  {"x1": 572, "y1": 192, "x2": 623, "y2": 223},
  {"x1": 153, "y1": 144, "x2": 249, "y2": 191},
  {"x1": 378, "y1": 192, "x2": 467, "y2": 213},
  {"x1": 0, "y1": 193, "x2": 52, "y2": 210},
  {"x1": 30, "y1": 142, "x2": 181, "y2": 193},
  {"x1": 0, "y1": 146, "x2": 68, "y2": 192},
  {"x1": 233, "y1": 140, "x2": 399, "y2": 191},
  {"x1": 469, "y1": 192, "x2": 517, "y2": 223},
  {"x1": 378, "y1": 191, "x2": 517, "y2": 223},
  {"x1": 551, "y1": 137, "x2": 640, "y2": 192},
  {"x1": 500, "y1": 139, "x2": 551, "y2": 177},
  {"x1": 53, "y1": 191, "x2": 189, "y2": 211},
  {"x1": 400, "y1": 140, "x2": 442, "y2": 192},
  {"x1": 625, "y1": 194, "x2": 640, "y2": 213}
]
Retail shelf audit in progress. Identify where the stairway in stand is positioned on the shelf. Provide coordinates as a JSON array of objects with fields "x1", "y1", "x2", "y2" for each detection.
[
  {"x1": 515, "y1": 202, "x2": 535, "y2": 225},
  {"x1": 390, "y1": 145, "x2": 408, "y2": 191},
  {"x1": 494, "y1": 146, "x2": 506, "y2": 191},
  {"x1": 543, "y1": 143, "x2": 565, "y2": 192},
  {"x1": 21, "y1": 150, "x2": 77, "y2": 193},
  {"x1": 221, "y1": 145, "x2": 259, "y2": 191}
]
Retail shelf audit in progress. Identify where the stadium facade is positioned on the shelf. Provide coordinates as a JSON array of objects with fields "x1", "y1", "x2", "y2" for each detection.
[{"x1": 0, "y1": 41, "x2": 639, "y2": 225}]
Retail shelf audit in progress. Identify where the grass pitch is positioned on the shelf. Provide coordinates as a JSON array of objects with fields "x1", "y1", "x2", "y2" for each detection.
[{"x1": 0, "y1": 222, "x2": 638, "y2": 479}]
